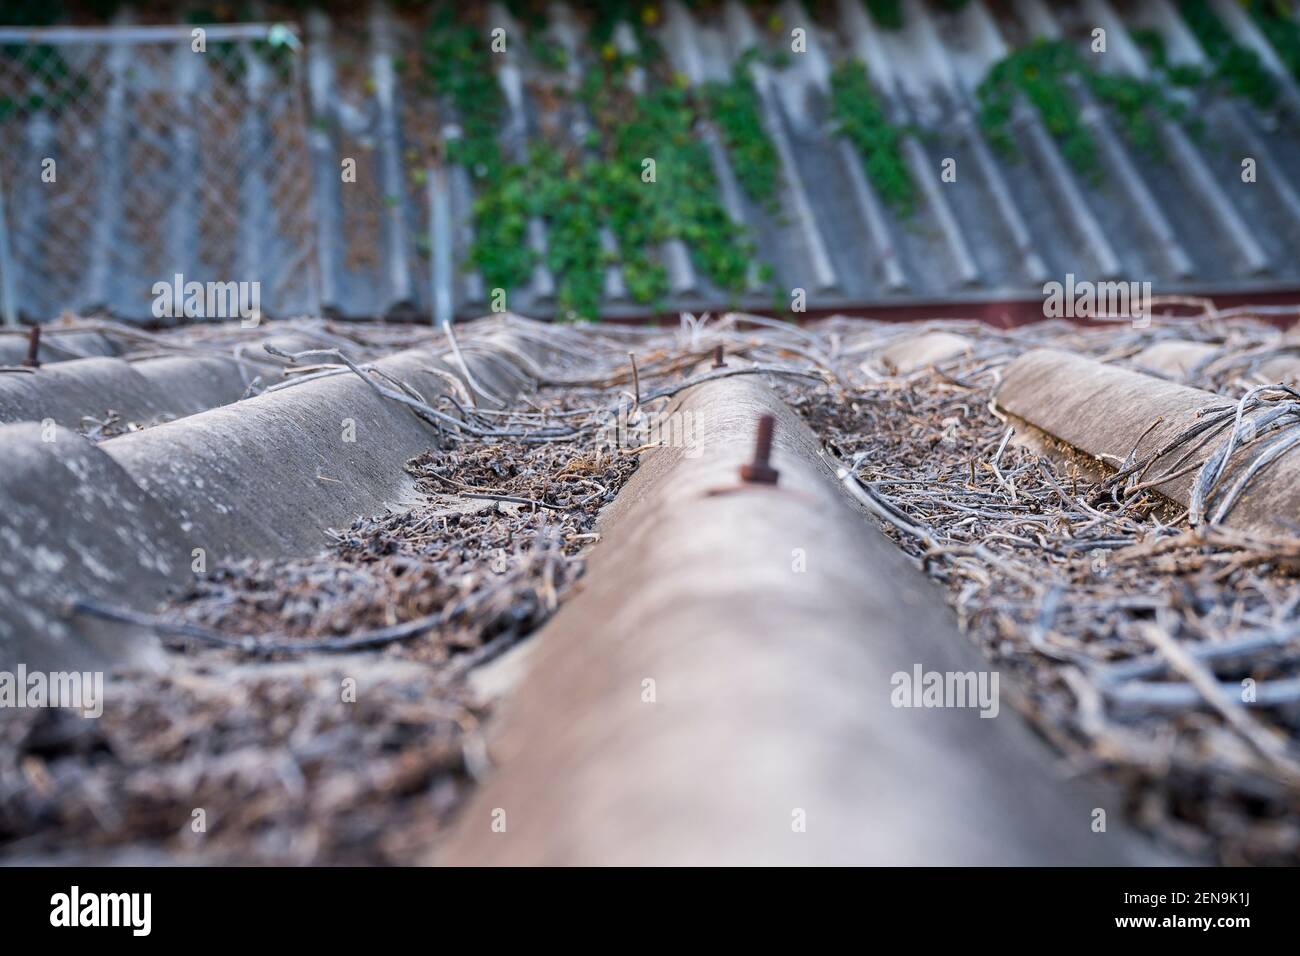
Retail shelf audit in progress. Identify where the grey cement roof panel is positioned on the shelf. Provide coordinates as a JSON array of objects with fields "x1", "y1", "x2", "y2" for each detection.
[{"x1": 3, "y1": 1, "x2": 1299, "y2": 324}]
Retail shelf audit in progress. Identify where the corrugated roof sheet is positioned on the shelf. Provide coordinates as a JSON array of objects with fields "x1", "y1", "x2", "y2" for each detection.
[{"x1": 1, "y1": 0, "x2": 1298, "y2": 323}]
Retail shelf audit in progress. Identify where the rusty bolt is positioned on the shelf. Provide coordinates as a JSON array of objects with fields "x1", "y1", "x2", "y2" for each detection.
[
  {"x1": 711, "y1": 344, "x2": 727, "y2": 369},
  {"x1": 21, "y1": 325, "x2": 40, "y2": 369},
  {"x1": 739, "y1": 413, "x2": 779, "y2": 485}
]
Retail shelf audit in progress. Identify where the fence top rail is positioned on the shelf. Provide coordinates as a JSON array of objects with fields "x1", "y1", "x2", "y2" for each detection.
[{"x1": 0, "y1": 23, "x2": 299, "y2": 45}]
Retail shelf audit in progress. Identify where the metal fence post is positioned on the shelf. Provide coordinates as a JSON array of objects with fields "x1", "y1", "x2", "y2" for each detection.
[
  {"x1": 0, "y1": 166, "x2": 16, "y2": 326},
  {"x1": 0, "y1": 23, "x2": 315, "y2": 323},
  {"x1": 428, "y1": 165, "x2": 453, "y2": 328}
]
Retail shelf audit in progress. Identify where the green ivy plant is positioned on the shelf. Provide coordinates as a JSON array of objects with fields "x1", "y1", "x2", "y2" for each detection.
[
  {"x1": 470, "y1": 166, "x2": 535, "y2": 304},
  {"x1": 588, "y1": 1, "x2": 663, "y2": 66},
  {"x1": 1180, "y1": 0, "x2": 1278, "y2": 109},
  {"x1": 421, "y1": 4, "x2": 766, "y2": 321},
  {"x1": 590, "y1": 77, "x2": 756, "y2": 303},
  {"x1": 1130, "y1": 28, "x2": 1205, "y2": 87},
  {"x1": 976, "y1": 39, "x2": 1179, "y2": 180},
  {"x1": 865, "y1": 0, "x2": 904, "y2": 31},
  {"x1": 417, "y1": 3, "x2": 791, "y2": 320},
  {"x1": 527, "y1": 145, "x2": 606, "y2": 322},
  {"x1": 1246, "y1": 0, "x2": 1300, "y2": 84},
  {"x1": 421, "y1": 8, "x2": 539, "y2": 297},
  {"x1": 422, "y1": 8, "x2": 507, "y2": 181},
  {"x1": 829, "y1": 60, "x2": 915, "y2": 214},
  {"x1": 702, "y1": 50, "x2": 780, "y2": 210},
  {"x1": 977, "y1": 40, "x2": 1100, "y2": 173}
]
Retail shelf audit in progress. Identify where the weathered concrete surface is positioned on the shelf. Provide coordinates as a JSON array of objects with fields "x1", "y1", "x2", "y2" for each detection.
[
  {"x1": 0, "y1": 358, "x2": 169, "y2": 428},
  {"x1": 0, "y1": 330, "x2": 118, "y2": 367},
  {"x1": 0, "y1": 424, "x2": 190, "y2": 671},
  {"x1": 0, "y1": 324, "x2": 538, "y2": 669},
  {"x1": 876, "y1": 330, "x2": 973, "y2": 373},
  {"x1": 997, "y1": 350, "x2": 1300, "y2": 536},
  {"x1": 437, "y1": 376, "x2": 1167, "y2": 865},
  {"x1": 101, "y1": 345, "x2": 531, "y2": 561},
  {"x1": 1131, "y1": 341, "x2": 1218, "y2": 379},
  {"x1": 130, "y1": 355, "x2": 256, "y2": 413},
  {"x1": 231, "y1": 334, "x2": 330, "y2": 375},
  {"x1": 101, "y1": 353, "x2": 441, "y2": 560},
  {"x1": 0, "y1": 355, "x2": 258, "y2": 429},
  {"x1": 1130, "y1": 340, "x2": 1300, "y2": 387},
  {"x1": 1255, "y1": 353, "x2": 1300, "y2": 386}
]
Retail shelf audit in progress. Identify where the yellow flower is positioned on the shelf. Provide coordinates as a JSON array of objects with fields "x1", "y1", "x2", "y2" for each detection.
[
  {"x1": 641, "y1": 6, "x2": 660, "y2": 26},
  {"x1": 602, "y1": 43, "x2": 618, "y2": 61}
]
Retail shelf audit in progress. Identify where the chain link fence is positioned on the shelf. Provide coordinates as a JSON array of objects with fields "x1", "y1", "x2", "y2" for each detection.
[{"x1": 0, "y1": 24, "x2": 320, "y2": 324}]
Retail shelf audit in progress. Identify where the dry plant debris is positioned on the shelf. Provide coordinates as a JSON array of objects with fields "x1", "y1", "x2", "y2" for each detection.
[
  {"x1": 781, "y1": 306, "x2": 1300, "y2": 864},
  {"x1": 3, "y1": 315, "x2": 819, "y2": 863},
  {"x1": 0, "y1": 322, "x2": 651, "y2": 863},
  {"x1": 6, "y1": 305, "x2": 1300, "y2": 864},
  {"x1": 1, "y1": 660, "x2": 480, "y2": 864}
]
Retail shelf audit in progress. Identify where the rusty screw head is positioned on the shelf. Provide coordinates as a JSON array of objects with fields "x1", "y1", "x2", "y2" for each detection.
[
  {"x1": 711, "y1": 344, "x2": 727, "y2": 369},
  {"x1": 739, "y1": 413, "x2": 779, "y2": 485},
  {"x1": 21, "y1": 325, "x2": 40, "y2": 369}
]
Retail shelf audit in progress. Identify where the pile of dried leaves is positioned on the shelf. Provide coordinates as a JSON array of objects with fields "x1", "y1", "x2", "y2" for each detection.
[
  {"x1": 7, "y1": 304, "x2": 1300, "y2": 865},
  {"x1": 0, "y1": 327, "x2": 649, "y2": 864},
  {"x1": 0, "y1": 659, "x2": 480, "y2": 864},
  {"x1": 783, "y1": 307, "x2": 1300, "y2": 864},
  {"x1": 163, "y1": 440, "x2": 636, "y2": 665}
]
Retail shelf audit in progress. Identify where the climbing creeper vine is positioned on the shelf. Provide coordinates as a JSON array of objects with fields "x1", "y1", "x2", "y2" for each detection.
[
  {"x1": 703, "y1": 50, "x2": 781, "y2": 210},
  {"x1": 829, "y1": 60, "x2": 915, "y2": 215},
  {"x1": 1180, "y1": 0, "x2": 1279, "y2": 110},
  {"x1": 588, "y1": 73, "x2": 755, "y2": 301},
  {"x1": 422, "y1": 8, "x2": 534, "y2": 295},
  {"x1": 528, "y1": 146, "x2": 606, "y2": 323},
  {"x1": 1247, "y1": 0, "x2": 1300, "y2": 83},
  {"x1": 977, "y1": 39, "x2": 1182, "y2": 180}
]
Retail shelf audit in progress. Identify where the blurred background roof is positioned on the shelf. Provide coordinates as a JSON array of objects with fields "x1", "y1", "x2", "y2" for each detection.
[{"x1": 1, "y1": 0, "x2": 1298, "y2": 325}]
